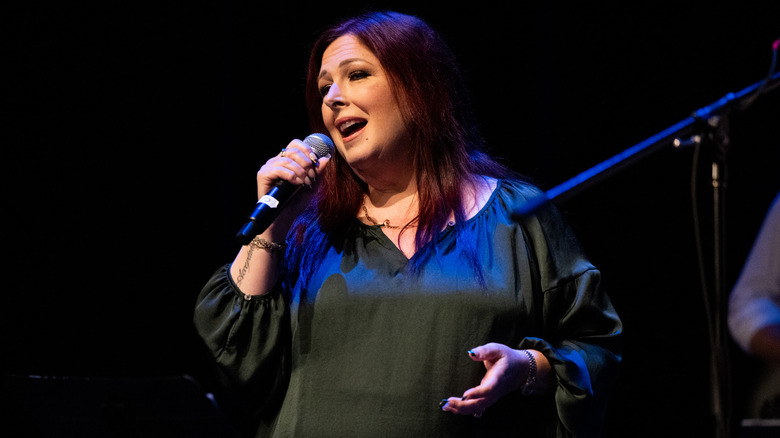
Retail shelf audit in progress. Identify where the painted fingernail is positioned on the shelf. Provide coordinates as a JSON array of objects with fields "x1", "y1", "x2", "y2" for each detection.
[
  {"x1": 439, "y1": 399, "x2": 449, "y2": 409},
  {"x1": 468, "y1": 350, "x2": 476, "y2": 357}
]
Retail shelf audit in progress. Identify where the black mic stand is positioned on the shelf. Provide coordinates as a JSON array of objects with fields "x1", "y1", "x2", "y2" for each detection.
[
  {"x1": 513, "y1": 69, "x2": 780, "y2": 438},
  {"x1": 703, "y1": 104, "x2": 732, "y2": 438},
  {"x1": 511, "y1": 70, "x2": 780, "y2": 220}
]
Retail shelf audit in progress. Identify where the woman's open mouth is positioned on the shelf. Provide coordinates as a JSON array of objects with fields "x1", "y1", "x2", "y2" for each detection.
[{"x1": 337, "y1": 118, "x2": 367, "y2": 142}]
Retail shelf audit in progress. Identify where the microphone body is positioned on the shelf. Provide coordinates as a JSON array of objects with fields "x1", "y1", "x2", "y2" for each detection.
[{"x1": 236, "y1": 134, "x2": 333, "y2": 245}]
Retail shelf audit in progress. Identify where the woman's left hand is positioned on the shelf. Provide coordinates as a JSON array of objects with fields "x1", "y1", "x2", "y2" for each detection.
[{"x1": 440, "y1": 343, "x2": 539, "y2": 417}]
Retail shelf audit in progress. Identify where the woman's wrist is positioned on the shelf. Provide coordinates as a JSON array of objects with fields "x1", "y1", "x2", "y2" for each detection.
[
  {"x1": 519, "y1": 350, "x2": 537, "y2": 395},
  {"x1": 230, "y1": 232, "x2": 287, "y2": 296},
  {"x1": 518, "y1": 349, "x2": 552, "y2": 396},
  {"x1": 248, "y1": 236, "x2": 286, "y2": 252}
]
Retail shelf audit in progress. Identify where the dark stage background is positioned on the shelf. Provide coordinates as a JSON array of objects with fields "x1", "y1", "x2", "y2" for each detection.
[{"x1": 3, "y1": 1, "x2": 779, "y2": 436}]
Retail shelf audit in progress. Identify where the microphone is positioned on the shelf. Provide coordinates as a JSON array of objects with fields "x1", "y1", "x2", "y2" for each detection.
[{"x1": 236, "y1": 133, "x2": 334, "y2": 245}]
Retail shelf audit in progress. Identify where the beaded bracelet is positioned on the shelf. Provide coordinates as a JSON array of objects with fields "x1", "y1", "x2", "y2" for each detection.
[
  {"x1": 520, "y1": 350, "x2": 537, "y2": 395},
  {"x1": 249, "y1": 236, "x2": 286, "y2": 252}
]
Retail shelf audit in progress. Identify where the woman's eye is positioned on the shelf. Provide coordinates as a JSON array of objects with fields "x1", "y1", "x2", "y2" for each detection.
[
  {"x1": 349, "y1": 71, "x2": 369, "y2": 81},
  {"x1": 319, "y1": 71, "x2": 369, "y2": 97}
]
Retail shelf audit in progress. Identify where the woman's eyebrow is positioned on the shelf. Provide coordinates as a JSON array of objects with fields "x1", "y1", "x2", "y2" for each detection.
[{"x1": 318, "y1": 58, "x2": 366, "y2": 80}]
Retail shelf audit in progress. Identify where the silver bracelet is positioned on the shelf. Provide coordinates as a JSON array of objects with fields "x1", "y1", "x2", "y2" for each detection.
[
  {"x1": 520, "y1": 350, "x2": 537, "y2": 395},
  {"x1": 249, "y1": 236, "x2": 286, "y2": 252}
]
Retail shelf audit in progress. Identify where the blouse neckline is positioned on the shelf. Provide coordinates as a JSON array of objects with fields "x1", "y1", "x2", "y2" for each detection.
[
  {"x1": 352, "y1": 179, "x2": 504, "y2": 261},
  {"x1": 354, "y1": 178, "x2": 503, "y2": 232}
]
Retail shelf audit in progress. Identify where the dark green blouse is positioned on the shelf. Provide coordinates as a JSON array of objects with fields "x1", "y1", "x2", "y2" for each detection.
[{"x1": 195, "y1": 180, "x2": 622, "y2": 437}]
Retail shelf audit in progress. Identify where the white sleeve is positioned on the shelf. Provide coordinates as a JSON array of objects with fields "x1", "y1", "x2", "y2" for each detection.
[{"x1": 728, "y1": 192, "x2": 780, "y2": 353}]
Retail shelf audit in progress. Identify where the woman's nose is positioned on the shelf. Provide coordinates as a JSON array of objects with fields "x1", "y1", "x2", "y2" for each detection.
[{"x1": 323, "y1": 83, "x2": 346, "y2": 109}]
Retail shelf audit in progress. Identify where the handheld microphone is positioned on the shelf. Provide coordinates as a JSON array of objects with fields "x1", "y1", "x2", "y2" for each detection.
[{"x1": 236, "y1": 133, "x2": 334, "y2": 245}]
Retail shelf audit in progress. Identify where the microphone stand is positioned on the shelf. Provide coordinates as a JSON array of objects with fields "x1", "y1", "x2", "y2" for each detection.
[
  {"x1": 513, "y1": 69, "x2": 780, "y2": 438},
  {"x1": 511, "y1": 71, "x2": 780, "y2": 219}
]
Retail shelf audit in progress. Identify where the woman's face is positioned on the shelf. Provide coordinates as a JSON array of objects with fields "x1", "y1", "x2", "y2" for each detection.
[{"x1": 317, "y1": 34, "x2": 410, "y2": 178}]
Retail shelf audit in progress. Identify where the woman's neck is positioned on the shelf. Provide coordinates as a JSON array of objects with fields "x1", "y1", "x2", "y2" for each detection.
[{"x1": 363, "y1": 176, "x2": 419, "y2": 226}]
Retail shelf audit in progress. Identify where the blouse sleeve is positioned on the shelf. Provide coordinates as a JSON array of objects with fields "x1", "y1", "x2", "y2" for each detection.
[
  {"x1": 193, "y1": 265, "x2": 291, "y2": 415},
  {"x1": 728, "y1": 192, "x2": 780, "y2": 353},
  {"x1": 511, "y1": 184, "x2": 623, "y2": 437}
]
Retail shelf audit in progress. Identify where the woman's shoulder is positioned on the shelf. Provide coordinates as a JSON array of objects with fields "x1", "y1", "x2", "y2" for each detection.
[
  {"x1": 461, "y1": 176, "x2": 543, "y2": 223},
  {"x1": 465, "y1": 176, "x2": 498, "y2": 219},
  {"x1": 496, "y1": 177, "x2": 543, "y2": 197},
  {"x1": 491, "y1": 177, "x2": 546, "y2": 211}
]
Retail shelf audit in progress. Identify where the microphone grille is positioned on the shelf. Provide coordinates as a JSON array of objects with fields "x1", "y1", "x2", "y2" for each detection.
[{"x1": 304, "y1": 133, "x2": 334, "y2": 158}]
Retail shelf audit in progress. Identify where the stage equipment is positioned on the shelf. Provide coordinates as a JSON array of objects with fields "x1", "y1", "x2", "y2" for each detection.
[{"x1": 512, "y1": 39, "x2": 780, "y2": 438}]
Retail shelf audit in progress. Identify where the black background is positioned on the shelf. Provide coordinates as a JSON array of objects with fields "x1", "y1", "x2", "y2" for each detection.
[{"x1": 3, "y1": 1, "x2": 780, "y2": 436}]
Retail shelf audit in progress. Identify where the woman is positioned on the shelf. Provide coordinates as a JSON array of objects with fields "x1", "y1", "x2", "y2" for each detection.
[{"x1": 195, "y1": 10, "x2": 622, "y2": 437}]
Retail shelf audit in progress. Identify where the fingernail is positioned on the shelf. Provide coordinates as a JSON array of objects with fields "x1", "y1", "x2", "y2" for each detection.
[
  {"x1": 309, "y1": 153, "x2": 317, "y2": 162},
  {"x1": 461, "y1": 396, "x2": 468, "y2": 401},
  {"x1": 439, "y1": 399, "x2": 449, "y2": 410},
  {"x1": 304, "y1": 176, "x2": 312, "y2": 187},
  {"x1": 468, "y1": 350, "x2": 476, "y2": 357}
]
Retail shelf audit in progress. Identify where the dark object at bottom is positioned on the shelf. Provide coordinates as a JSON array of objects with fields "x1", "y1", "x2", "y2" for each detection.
[{"x1": 0, "y1": 374, "x2": 240, "y2": 438}]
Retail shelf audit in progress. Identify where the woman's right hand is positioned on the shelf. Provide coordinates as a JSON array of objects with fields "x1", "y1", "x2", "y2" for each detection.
[
  {"x1": 254, "y1": 138, "x2": 331, "y2": 239},
  {"x1": 230, "y1": 138, "x2": 331, "y2": 295}
]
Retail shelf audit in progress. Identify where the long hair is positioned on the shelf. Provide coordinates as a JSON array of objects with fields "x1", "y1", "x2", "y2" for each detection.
[{"x1": 287, "y1": 10, "x2": 511, "y2": 286}]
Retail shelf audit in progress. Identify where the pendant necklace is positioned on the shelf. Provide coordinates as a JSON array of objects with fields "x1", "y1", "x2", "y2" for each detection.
[{"x1": 361, "y1": 204, "x2": 400, "y2": 229}]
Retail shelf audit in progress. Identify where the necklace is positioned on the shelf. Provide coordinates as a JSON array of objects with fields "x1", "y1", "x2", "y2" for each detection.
[{"x1": 361, "y1": 204, "x2": 400, "y2": 228}]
